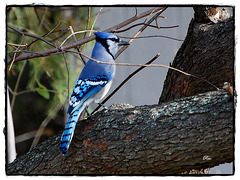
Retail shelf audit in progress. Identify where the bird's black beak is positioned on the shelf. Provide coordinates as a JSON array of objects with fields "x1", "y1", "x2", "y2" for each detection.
[{"x1": 118, "y1": 39, "x2": 130, "y2": 46}]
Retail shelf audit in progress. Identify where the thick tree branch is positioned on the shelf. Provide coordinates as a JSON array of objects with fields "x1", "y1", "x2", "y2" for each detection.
[{"x1": 7, "y1": 89, "x2": 233, "y2": 174}]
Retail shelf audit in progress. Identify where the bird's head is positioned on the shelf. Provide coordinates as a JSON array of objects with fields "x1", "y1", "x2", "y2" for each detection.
[{"x1": 94, "y1": 32, "x2": 129, "y2": 58}]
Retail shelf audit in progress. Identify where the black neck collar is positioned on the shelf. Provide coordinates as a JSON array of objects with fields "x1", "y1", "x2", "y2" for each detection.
[{"x1": 95, "y1": 37, "x2": 115, "y2": 59}]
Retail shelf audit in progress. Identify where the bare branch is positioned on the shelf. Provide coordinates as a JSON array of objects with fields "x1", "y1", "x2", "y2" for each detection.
[
  {"x1": 118, "y1": 35, "x2": 183, "y2": 42},
  {"x1": 8, "y1": 36, "x2": 25, "y2": 71},
  {"x1": 7, "y1": 50, "x2": 45, "y2": 54},
  {"x1": 7, "y1": 25, "x2": 56, "y2": 48},
  {"x1": 81, "y1": 7, "x2": 92, "y2": 52},
  {"x1": 69, "y1": 26, "x2": 87, "y2": 64},
  {"x1": 7, "y1": 7, "x2": 166, "y2": 64},
  {"x1": 115, "y1": 7, "x2": 167, "y2": 59},
  {"x1": 34, "y1": 7, "x2": 59, "y2": 39},
  {"x1": 7, "y1": 42, "x2": 28, "y2": 48},
  {"x1": 30, "y1": 104, "x2": 62, "y2": 150},
  {"x1": 135, "y1": 7, "x2": 138, "y2": 16},
  {"x1": 114, "y1": 23, "x2": 178, "y2": 33},
  {"x1": 59, "y1": 30, "x2": 97, "y2": 47},
  {"x1": 15, "y1": 130, "x2": 37, "y2": 143},
  {"x1": 10, "y1": 61, "x2": 27, "y2": 110},
  {"x1": 89, "y1": 7, "x2": 102, "y2": 36},
  {"x1": 8, "y1": 86, "x2": 59, "y2": 96},
  {"x1": 85, "y1": 7, "x2": 91, "y2": 38},
  {"x1": 62, "y1": 52, "x2": 70, "y2": 104}
]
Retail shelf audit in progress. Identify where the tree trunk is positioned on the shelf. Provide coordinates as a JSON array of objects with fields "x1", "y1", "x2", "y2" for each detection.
[
  {"x1": 7, "y1": 89, "x2": 233, "y2": 174},
  {"x1": 159, "y1": 8, "x2": 233, "y2": 103}
]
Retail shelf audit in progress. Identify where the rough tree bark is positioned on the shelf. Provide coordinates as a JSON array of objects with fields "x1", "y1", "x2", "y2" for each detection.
[
  {"x1": 7, "y1": 90, "x2": 233, "y2": 174},
  {"x1": 159, "y1": 7, "x2": 233, "y2": 103}
]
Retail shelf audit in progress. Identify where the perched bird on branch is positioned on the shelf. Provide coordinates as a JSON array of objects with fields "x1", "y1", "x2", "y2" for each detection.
[{"x1": 60, "y1": 32, "x2": 129, "y2": 154}]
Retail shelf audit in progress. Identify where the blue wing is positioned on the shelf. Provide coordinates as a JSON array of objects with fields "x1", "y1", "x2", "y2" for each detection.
[
  {"x1": 60, "y1": 75, "x2": 109, "y2": 154},
  {"x1": 67, "y1": 75, "x2": 109, "y2": 115}
]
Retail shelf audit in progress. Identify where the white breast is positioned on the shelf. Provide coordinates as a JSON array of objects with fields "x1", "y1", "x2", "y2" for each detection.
[{"x1": 93, "y1": 80, "x2": 113, "y2": 104}]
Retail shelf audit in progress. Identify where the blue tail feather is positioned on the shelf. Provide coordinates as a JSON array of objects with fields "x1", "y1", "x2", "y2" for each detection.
[{"x1": 60, "y1": 107, "x2": 83, "y2": 154}]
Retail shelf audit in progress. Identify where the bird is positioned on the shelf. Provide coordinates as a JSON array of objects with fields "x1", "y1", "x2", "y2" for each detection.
[{"x1": 60, "y1": 32, "x2": 129, "y2": 154}]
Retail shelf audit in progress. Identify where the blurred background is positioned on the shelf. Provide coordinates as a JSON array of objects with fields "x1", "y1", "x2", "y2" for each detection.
[{"x1": 6, "y1": 6, "x2": 233, "y2": 173}]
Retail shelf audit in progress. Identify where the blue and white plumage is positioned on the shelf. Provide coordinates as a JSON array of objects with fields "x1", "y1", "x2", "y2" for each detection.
[{"x1": 60, "y1": 32, "x2": 129, "y2": 154}]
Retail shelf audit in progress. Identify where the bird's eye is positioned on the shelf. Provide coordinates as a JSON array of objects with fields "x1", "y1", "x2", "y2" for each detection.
[{"x1": 109, "y1": 38, "x2": 119, "y2": 42}]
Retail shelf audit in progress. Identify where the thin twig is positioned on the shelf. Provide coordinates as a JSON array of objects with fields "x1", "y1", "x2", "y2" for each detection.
[
  {"x1": 62, "y1": 52, "x2": 70, "y2": 103},
  {"x1": 135, "y1": 7, "x2": 138, "y2": 16},
  {"x1": 7, "y1": 25, "x2": 56, "y2": 48},
  {"x1": 44, "y1": 21, "x2": 67, "y2": 40},
  {"x1": 154, "y1": 15, "x2": 166, "y2": 28},
  {"x1": 36, "y1": 7, "x2": 48, "y2": 35},
  {"x1": 50, "y1": 28, "x2": 69, "y2": 42},
  {"x1": 119, "y1": 35, "x2": 184, "y2": 42},
  {"x1": 59, "y1": 30, "x2": 97, "y2": 48},
  {"x1": 69, "y1": 26, "x2": 86, "y2": 64},
  {"x1": 10, "y1": 61, "x2": 27, "y2": 109},
  {"x1": 30, "y1": 104, "x2": 62, "y2": 150},
  {"x1": 80, "y1": 7, "x2": 92, "y2": 55},
  {"x1": 92, "y1": 53, "x2": 161, "y2": 113},
  {"x1": 7, "y1": 42, "x2": 27, "y2": 47},
  {"x1": 114, "y1": 23, "x2": 179, "y2": 33},
  {"x1": 81, "y1": 7, "x2": 91, "y2": 46},
  {"x1": 34, "y1": 7, "x2": 59, "y2": 39},
  {"x1": 7, "y1": 86, "x2": 59, "y2": 96},
  {"x1": 15, "y1": 130, "x2": 37, "y2": 143},
  {"x1": 89, "y1": 7, "x2": 102, "y2": 37},
  {"x1": 69, "y1": 26, "x2": 79, "y2": 46},
  {"x1": 7, "y1": 50, "x2": 46, "y2": 54},
  {"x1": 8, "y1": 36, "x2": 25, "y2": 71},
  {"x1": 34, "y1": 7, "x2": 49, "y2": 31},
  {"x1": 85, "y1": 7, "x2": 91, "y2": 38},
  {"x1": 7, "y1": 85, "x2": 14, "y2": 95},
  {"x1": 143, "y1": 7, "x2": 159, "y2": 24}
]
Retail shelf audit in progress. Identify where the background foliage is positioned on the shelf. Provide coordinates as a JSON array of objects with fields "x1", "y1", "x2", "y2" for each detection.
[{"x1": 7, "y1": 7, "x2": 95, "y2": 156}]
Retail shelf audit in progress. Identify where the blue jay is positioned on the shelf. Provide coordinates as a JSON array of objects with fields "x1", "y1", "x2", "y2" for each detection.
[{"x1": 60, "y1": 32, "x2": 129, "y2": 154}]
